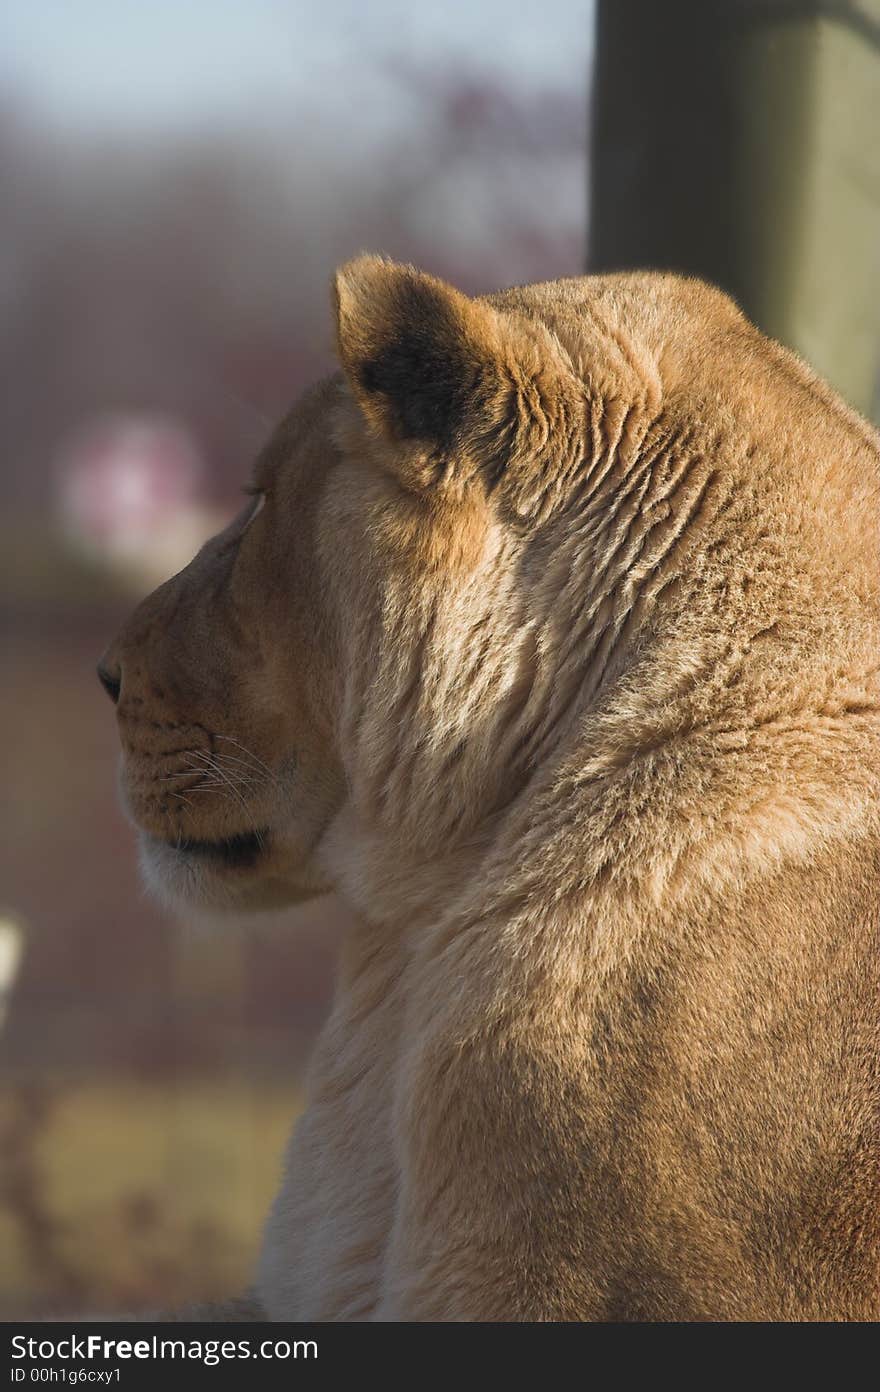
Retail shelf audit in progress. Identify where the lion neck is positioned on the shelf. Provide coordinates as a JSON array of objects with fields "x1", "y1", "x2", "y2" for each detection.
[{"x1": 320, "y1": 430, "x2": 732, "y2": 934}]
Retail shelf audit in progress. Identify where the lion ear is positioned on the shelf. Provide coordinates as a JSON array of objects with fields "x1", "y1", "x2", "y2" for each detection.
[
  {"x1": 333, "y1": 255, "x2": 501, "y2": 453},
  {"x1": 332, "y1": 255, "x2": 584, "y2": 514}
]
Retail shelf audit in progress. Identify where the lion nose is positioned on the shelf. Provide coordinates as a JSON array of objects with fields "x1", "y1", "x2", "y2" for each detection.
[{"x1": 97, "y1": 658, "x2": 122, "y2": 705}]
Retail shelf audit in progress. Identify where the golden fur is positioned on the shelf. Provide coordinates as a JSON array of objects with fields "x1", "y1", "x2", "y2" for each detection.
[{"x1": 100, "y1": 257, "x2": 880, "y2": 1320}]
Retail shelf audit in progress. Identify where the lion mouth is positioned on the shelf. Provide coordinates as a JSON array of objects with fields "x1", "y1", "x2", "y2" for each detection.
[{"x1": 166, "y1": 829, "x2": 270, "y2": 869}]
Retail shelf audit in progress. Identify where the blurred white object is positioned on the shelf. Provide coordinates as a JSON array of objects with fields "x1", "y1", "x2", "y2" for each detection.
[
  {"x1": 0, "y1": 914, "x2": 25, "y2": 1033},
  {"x1": 55, "y1": 412, "x2": 229, "y2": 588}
]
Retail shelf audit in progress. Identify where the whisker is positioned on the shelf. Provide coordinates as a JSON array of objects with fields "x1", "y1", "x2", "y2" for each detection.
[
  {"x1": 206, "y1": 751, "x2": 273, "y2": 780},
  {"x1": 214, "y1": 735, "x2": 278, "y2": 783},
  {"x1": 156, "y1": 744, "x2": 275, "y2": 852},
  {"x1": 176, "y1": 751, "x2": 261, "y2": 796},
  {"x1": 193, "y1": 755, "x2": 256, "y2": 825},
  {"x1": 187, "y1": 750, "x2": 265, "y2": 792},
  {"x1": 171, "y1": 782, "x2": 222, "y2": 792},
  {"x1": 157, "y1": 762, "x2": 258, "y2": 796}
]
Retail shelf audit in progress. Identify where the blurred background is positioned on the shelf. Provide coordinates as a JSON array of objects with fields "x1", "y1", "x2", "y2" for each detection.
[
  {"x1": 0, "y1": 0, "x2": 591, "y2": 1317},
  {"x1": 0, "y1": 0, "x2": 877, "y2": 1318}
]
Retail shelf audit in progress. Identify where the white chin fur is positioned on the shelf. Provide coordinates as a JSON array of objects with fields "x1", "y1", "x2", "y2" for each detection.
[
  {"x1": 138, "y1": 833, "x2": 329, "y2": 922},
  {"x1": 138, "y1": 836, "x2": 245, "y2": 917}
]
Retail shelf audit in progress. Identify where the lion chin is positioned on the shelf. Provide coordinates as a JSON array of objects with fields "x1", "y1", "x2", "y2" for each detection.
[
  {"x1": 99, "y1": 254, "x2": 880, "y2": 1321},
  {"x1": 137, "y1": 831, "x2": 332, "y2": 919}
]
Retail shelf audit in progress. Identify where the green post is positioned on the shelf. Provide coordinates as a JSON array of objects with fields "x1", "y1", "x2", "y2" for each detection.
[{"x1": 589, "y1": 0, "x2": 880, "y2": 422}]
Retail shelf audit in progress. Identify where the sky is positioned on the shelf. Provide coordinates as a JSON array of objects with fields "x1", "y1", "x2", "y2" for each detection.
[{"x1": 1, "y1": 0, "x2": 593, "y2": 137}]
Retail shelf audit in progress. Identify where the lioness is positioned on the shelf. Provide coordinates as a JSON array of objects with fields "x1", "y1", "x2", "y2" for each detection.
[{"x1": 99, "y1": 257, "x2": 880, "y2": 1321}]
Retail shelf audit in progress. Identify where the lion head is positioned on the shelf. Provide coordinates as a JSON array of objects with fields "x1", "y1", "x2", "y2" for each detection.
[{"x1": 99, "y1": 255, "x2": 878, "y2": 920}]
